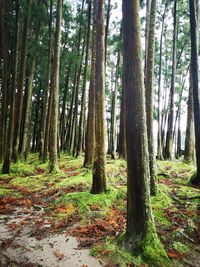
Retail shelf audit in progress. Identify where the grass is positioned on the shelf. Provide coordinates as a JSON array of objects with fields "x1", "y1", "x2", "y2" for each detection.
[{"x1": 0, "y1": 153, "x2": 199, "y2": 266}]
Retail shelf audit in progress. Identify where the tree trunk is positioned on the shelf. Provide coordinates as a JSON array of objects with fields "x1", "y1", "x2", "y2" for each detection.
[
  {"x1": 91, "y1": 0, "x2": 107, "y2": 194},
  {"x1": 145, "y1": 0, "x2": 157, "y2": 195},
  {"x1": 157, "y1": 2, "x2": 168, "y2": 160},
  {"x1": 184, "y1": 73, "x2": 195, "y2": 163},
  {"x1": 0, "y1": 0, "x2": 8, "y2": 162},
  {"x1": 39, "y1": 0, "x2": 53, "y2": 161},
  {"x1": 2, "y1": 0, "x2": 19, "y2": 173},
  {"x1": 105, "y1": 0, "x2": 111, "y2": 65},
  {"x1": 77, "y1": 2, "x2": 91, "y2": 157},
  {"x1": 165, "y1": 0, "x2": 177, "y2": 160},
  {"x1": 22, "y1": 18, "x2": 41, "y2": 160},
  {"x1": 122, "y1": 3, "x2": 168, "y2": 261},
  {"x1": 189, "y1": 0, "x2": 200, "y2": 185},
  {"x1": 12, "y1": 0, "x2": 32, "y2": 162},
  {"x1": 118, "y1": 65, "x2": 126, "y2": 159},
  {"x1": 84, "y1": 1, "x2": 96, "y2": 167},
  {"x1": 110, "y1": 52, "x2": 120, "y2": 160},
  {"x1": 49, "y1": 0, "x2": 62, "y2": 173},
  {"x1": 60, "y1": 62, "x2": 71, "y2": 151}
]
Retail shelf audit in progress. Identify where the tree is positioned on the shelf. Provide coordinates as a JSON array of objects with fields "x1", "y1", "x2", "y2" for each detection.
[
  {"x1": 49, "y1": 0, "x2": 62, "y2": 172},
  {"x1": 91, "y1": 0, "x2": 107, "y2": 194},
  {"x1": 2, "y1": 0, "x2": 19, "y2": 173},
  {"x1": 145, "y1": 0, "x2": 157, "y2": 195},
  {"x1": 165, "y1": 0, "x2": 177, "y2": 160},
  {"x1": 84, "y1": 1, "x2": 96, "y2": 167},
  {"x1": 189, "y1": 0, "x2": 200, "y2": 185},
  {"x1": 12, "y1": 0, "x2": 32, "y2": 162},
  {"x1": 122, "y1": 0, "x2": 168, "y2": 262}
]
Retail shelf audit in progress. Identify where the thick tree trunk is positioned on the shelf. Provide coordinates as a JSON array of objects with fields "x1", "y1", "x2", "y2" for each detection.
[
  {"x1": 165, "y1": 0, "x2": 177, "y2": 160},
  {"x1": 145, "y1": 0, "x2": 157, "y2": 195},
  {"x1": 84, "y1": 2, "x2": 96, "y2": 167},
  {"x1": 2, "y1": 0, "x2": 19, "y2": 173},
  {"x1": 91, "y1": 0, "x2": 107, "y2": 194},
  {"x1": 49, "y1": 0, "x2": 62, "y2": 173},
  {"x1": 12, "y1": 0, "x2": 32, "y2": 162},
  {"x1": 189, "y1": 0, "x2": 200, "y2": 185},
  {"x1": 123, "y1": 0, "x2": 152, "y2": 247}
]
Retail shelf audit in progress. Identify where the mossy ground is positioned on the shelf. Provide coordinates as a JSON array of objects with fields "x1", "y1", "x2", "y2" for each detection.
[{"x1": 0, "y1": 153, "x2": 200, "y2": 266}]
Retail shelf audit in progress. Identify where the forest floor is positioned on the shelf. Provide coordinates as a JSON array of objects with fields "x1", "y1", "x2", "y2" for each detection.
[{"x1": 0, "y1": 154, "x2": 200, "y2": 267}]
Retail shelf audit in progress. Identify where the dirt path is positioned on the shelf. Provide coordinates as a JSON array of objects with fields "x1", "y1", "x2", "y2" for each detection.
[{"x1": 0, "y1": 205, "x2": 103, "y2": 267}]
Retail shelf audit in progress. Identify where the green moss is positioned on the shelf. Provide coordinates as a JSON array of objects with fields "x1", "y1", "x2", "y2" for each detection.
[
  {"x1": 11, "y1": 176, "x2": 44, "y2": 191},
  {"x1": 0, "y1": 188, "x2": 22, "y2": 198},
  {"x1": 172, "y1": 241, "x2": 189, "y2": 254},
  {"x1": 11, "y1": 161, "x2": 36, "y2": 176},
  {"x1": 142, "y1": 222, "x2": 170, "y2": 266},
  {"x1": 151, "y1": 185, "x2": 173, "y2": 227}
]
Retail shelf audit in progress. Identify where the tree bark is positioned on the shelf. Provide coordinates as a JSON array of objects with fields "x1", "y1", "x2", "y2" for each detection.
[
  {"x1": 49, "y1": 0, "x2": 62, "y2": 173},
  {"x1": 189, "y1": 0, "x2": 200, "y2": 185},
  {"x1": 2, "y1": 0, "x2": 19, "y2": 173},
  {"x1": 12, "y1": 0, "x2": 32, "y2": 162},
  {"x1": 165, "y1": 0, "x2": 177, "y2": 160},
  {"x1": 77, "y1": 2, "x2": 91, "y2": 157},
  {"x1": 84, "y1": 1, "x2": 96, "y2": 167},
  {"x1": 145, "y1": 0, "x2": 157, "y2": 195},
  {"x1": 91, "y1": 0, "x2": 107, "y2": 194}
]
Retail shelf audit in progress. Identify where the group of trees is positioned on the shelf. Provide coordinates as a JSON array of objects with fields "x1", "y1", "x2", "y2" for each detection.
[{"x1": 0, "y1": 0, "x2": 199, "y2": 257}]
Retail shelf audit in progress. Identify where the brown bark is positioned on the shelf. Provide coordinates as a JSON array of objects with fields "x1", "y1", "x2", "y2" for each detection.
[
  {"x1": 145, "y1": 0, "x2": 157, "y2": 195},
  {"x1": 39, "y1": 0, "x2": 53, "y2": 161},
  {"x1": 49, "y1": 0, "x2": 62, "y2": 172},
  {"x1": 12, "y1": 0, "x2": 32, "y2": 162},
  {"x1": 91, "y1": 0, "x2": 107, "y2": 194},
  {"x1": 84, "y1": 1, "x2": 96, "y2": 167},
  {"x1": 165, "y1": 0, "x2": 177, "y2": 160},
  {"x1": 122, "y1": 0, "x2": 152, "y2": 249},
  {"x1": 2, "y1": 0, "x2": 19, "y2": 173},
  {"x1": 77, "y1": 2, "x2": 91, "y2": 157},
  {"x1": 189, "y1": 0, "x2": 200, "y2": 185},
  {"x1": 0, "y1": 0, "x2": 8, "y2": 161}
]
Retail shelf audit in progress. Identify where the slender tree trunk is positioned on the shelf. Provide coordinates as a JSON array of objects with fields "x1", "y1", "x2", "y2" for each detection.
[
  {"x1": 22, "y1": 18, "x2": 41, "y2": 160},
  {"x1": 105, "y1": 0, "x2": 111, "y2": 65},
  {"x1": 2, "y1": 0, "x2": 19, "y2": 173},
  {"x1": 84, "y1": 2, "x2": 96, "y2": 167},
  {"x1": 118, "y1": 65, "x2": 126, "y2": 159},
  {"x1": 0, "y1": 0, "x2": 8, "y2": 161},
  {"x1": 12, "y1": 0, "x2": 32, "y2": 162},
  {"x1": 77, "y1": 2, "x2": 91, "y2": 157},
  {"x1": 184, "y1": 73, "x2": 195, "y2": 163},
  {"x1": 157, "y1": 2, "x2": 168, "y2": 160},
  {"x1": 165, "y1": 0, "x2": 177, "y2": 160},
  {"x1": 91, "y1": 0, "x2": 107, "y2": 194},
  {"x1": 189, "y1": 0, "x2": 200, "y2": 185},
  {"x1": 60, "y1": 62, "x2": 71, "y2": 151},
  {"x1": 110, "y1": 52, "x2": 120, "y2": 160},
  {"x1": 39, "y1": 0, "x2": 53, "y2": 161},
  {"x1": 145, "y1": 0, "x2": 157, "y2": 195},
  {"x1": 49, "y1": 0, "x2": 62, "y2": 172}
]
